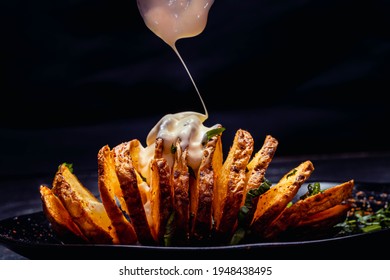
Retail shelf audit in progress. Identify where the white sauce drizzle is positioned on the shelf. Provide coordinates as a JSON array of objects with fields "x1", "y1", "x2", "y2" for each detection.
[{"x1": 136, "y1": 0, "x2": 219, "y2": 180}]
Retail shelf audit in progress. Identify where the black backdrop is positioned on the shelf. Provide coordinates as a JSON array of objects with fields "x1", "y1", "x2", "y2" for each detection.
[{"x1": 1, "y1": 0, "x2": 389, "y2": 163}]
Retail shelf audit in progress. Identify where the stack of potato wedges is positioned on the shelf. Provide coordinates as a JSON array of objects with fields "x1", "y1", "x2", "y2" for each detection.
[{"x1": 40, "y1": 127, "x2": 354, "y2": 246}]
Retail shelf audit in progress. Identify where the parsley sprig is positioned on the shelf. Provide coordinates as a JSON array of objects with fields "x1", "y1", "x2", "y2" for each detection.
[{"x1": 334, "y1": 205, "x2": 390, "y2": 236}]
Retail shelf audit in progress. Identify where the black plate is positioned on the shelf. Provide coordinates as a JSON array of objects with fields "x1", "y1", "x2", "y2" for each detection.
[{"x1": 0, "y1": 181, "x2": 389, "y2": 260}]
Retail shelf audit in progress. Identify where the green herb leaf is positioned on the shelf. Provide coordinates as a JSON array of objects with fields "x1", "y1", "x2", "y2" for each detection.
[
  {"x1": 230, "y1": 227, "x2": 247, "y2": 245},
  {"x1": 231, "y1": 178, "x2": 272, "y2": 245},
  {"x1": 170, "y1": 144, "x2": 177, "y2": 154},
  {"x1": 201, "y1": 127, "x2": 225, "y2": 145},
  {"x1": 286, "y1": 169, "x2": 297, "y2": 178},
  {"x1": 163, "y1": 212, "x2": 176, "y2": 247},
  {"x1": 334, "y1": 203, "x2": 390, "y2": 236},
  {"x1": 299, "y1": 182, "x2": 322, "y2": 200},
  {"x1": 60, "y1": 162, "x2": 74, "y2": 173}
]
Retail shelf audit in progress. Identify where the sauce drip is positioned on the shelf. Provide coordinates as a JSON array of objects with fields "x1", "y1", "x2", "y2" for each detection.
[
  {"x1": 137, "y1": 0, "x2": 214, "y2": 117},
  {"x1": 136, "y1": 0, "x2": 219, "y2": 179}
]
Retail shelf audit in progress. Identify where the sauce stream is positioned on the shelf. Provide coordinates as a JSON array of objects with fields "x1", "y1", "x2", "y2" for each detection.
[
  {"x1": 136, "y1": 0, "x2": 219, "y2": 178},
  {"x1": 137, "y1": 0, "x2": 214, "y2": 117}
]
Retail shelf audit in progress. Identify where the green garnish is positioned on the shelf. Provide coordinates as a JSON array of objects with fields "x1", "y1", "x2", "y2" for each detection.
[
  {"x1": 286, "y1": 169, "x2": 297, "y2": 178},
  {"x1": 230, "y1": 178, "x2": 272, "y2": 245},
  {"x1": 299, "y1": 182, "x2": 323, "y2": 200},
  {"x1": 60, "y1": 162, "x2": 74, "y2": 173},
  {"x1": 334, "y1": 206, "x2": 390, "y2": 236},
  {"x1": 201, "y1": 127, "x2": 225, "y2": 145},
  {"x1": 163, "y1": 212, "x2": 176, "y2": 247},
  {"x1": 170, "y1": 144, "x2": 177, "y2": 154},
  {"x1": 237, "y1": 178, "x2": 272, "y2": 225},
  {"x1": 229, "y1": 227, "x2": 247, "y2": 246}
]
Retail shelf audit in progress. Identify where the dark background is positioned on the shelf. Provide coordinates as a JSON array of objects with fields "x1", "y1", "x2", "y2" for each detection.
[
  {"x1": 1, "y1": 0, "x2": 390, "y2": 260},
  {"x1": 1, "y1": 0, "x2": 389, "y2": 178}
]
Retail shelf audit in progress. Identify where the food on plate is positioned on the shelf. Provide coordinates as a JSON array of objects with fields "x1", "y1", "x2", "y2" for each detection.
[
  {"x1": 50, "y1": 163, "x2": 119, "y2": 244},
  {"x1": 249, "y1": 160, "x2": 315, "y2": 238},
  {"x1": 284, "y1": 204, "x2": 352, "y2": 240},
  {"x1": 260, "y1": 180, "x2": 354, "y2": 241},
  {"x1": 241, "y1": 135, "x2": 279, "y2": 227},
  {"x1": 39, "y1": 112, "x2": 355, "y2": 246},
  {"x1": 97, "y1": 145, "x2": 138, "y2": 245},
  {"x1": 190, "y1": 128, "x2": 222, "y2": 243},
  {"x1": 112, "y1": 141, "x2": 156, "y2": 245},
  {"x1": 212, "y1": 129, "x2": 254, "y2": 242},
  {"x1": 39, "y1": 184, "x2": 88, "y2": 243}
]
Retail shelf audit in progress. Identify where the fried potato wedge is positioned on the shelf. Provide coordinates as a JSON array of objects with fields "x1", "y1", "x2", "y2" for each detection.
[
  {"x1": 97, "y1": 145, "x2": 138, "y2": 245},
  {"x1": 52, "y1": 163, "x2": 117, "y2": 244},
  {"x1": 297, "y1": 204, "x2": 351, "y2": 228},
  {"x1": 249, "y1": 160, "x2": 314, "y2": 237},
  {"x1": 112, "y1": 142, "x2": 155, "y2": 245},
  {"x1": 240, "y1": 135, "x2": 278, "y2": 226},
  {"x1": 213, "y1": 129, "x2": 254, "y2": 241},
  {"x1": 125, "y1": 139, "x2": 151, "y2": 205},
  {"x1": 262, "y1": 180, "x2": 354, "y2": 240},
  {"x1": 40, "y1": 121, "x2": 357, "y2": 247},
  {"x1": 150, "y1": 138, "x2": 174, "y2": 244},
  {"x1": 40, "y1": 185, "x2": 88, "y2": 243},
  {"x1": 190, "y1": 132, "x2": 223, "y2": 242},
  {"x1": 171, "y1": 138, "x2": 191, "y2": 244},
  {"x1": 283, "y1": 204, "x2": 352, "y2": 240}
]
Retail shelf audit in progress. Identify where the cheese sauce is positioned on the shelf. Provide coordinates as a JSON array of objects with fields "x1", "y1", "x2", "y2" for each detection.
[
  {"x1": 136, "y1": 0, "x2": 219, "y2": 179},
  {"x1": 137, "y1": 0, "x2": 214, "y2": 48},
  {"x1": 138, "y1": 112, "x2": 220, "y2": 179}
]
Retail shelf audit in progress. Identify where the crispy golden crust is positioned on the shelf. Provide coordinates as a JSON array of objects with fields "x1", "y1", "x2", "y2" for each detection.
[
  {"x1": 150, "y1": 138, "x2": 173, "y2": 244},
  {"x1": 41, "y1": 125, "x2": 356, "y2": 246},
  {"x1": 284, "y1": 204, "x2": 351, "y2": 240},
  {"x1": 98, "y1": 145, "x2": 138, "y2": 245},
  {"x1": 298, "y1": 204, "x2": 351, "y2": 227},
  {"x1": 171, "y1": 138, "x2": 190, "y2": 244},
  {"x1": 249, "y1": 160, "x2": 314, "y2": 237},
  {"x1": 40, "y1": 185, "x2": 88, "y2": 243},
  {"x1": 190, "y1": 134, "x2": 222, "y2": 242},
  {"x1": 52, "y1": 164, "x2": 115, "y2": 244},
  {"x1": 112, "y1": 142, "x2": 155, "y2": 245},
  {"x1": 214, "y1": 129, "x2": 254, "y2": 240},
  {"x1": 245, "y1": 135, "x2": 278, "y2": 190},
  {"x1": 127, "y1": 139, "x2": 143, "y2": 171},
  {"x1": 241, "y1": 135, "x2": 278, "y2": 226},
  {"x1": 262, "y1": 180, "x2": 354, "y2": 240}
]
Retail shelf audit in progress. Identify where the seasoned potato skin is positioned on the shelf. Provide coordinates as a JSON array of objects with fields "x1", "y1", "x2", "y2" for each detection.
[
  {"x1": 40, "y1": 185, "x2": 88, "y2": 243},
  {"x1": 40, "y1": 128, "x2": 354, "y2": 246},
  {"x1": 52, "y1": 164, "x2": 116, "y2": 244}
]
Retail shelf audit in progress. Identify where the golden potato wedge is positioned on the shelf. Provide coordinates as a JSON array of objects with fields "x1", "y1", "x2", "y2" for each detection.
[
  {"x1": 170, "y1": 138, "x2": 191, "y2": 244},
  {"x1": 213, "y1": 129, "x2": 254, "y2": 241},
  {"x1": 40, "y1": 184, "x2": 88, "y2": 243},
  {"x1": 190, "y1": 132, "x2": 223, "y2": 242},
  {"x1": 249, "y1": 160, "x2": 314, "y2": 237},
  {"x1": 240, "y1": 135, "x2": 278, "y2": 226},
  {"x1": 262, "y1": 180, "x2": 354, "y2": 240},
  {"x1": 297, "y1": 203, "x2": 351, "y2": 228},
  {"x1": 127, "y1": 139, "x2": 150, "y2": 180},
  {"x1": 112, "y1": 141, "x2": 155, "y2": 245},
  {"x1": 283, "y1": 204, "x2": 352, "y2": 240},
  {"x1": 97, "y1": 145, "x2": 138, "y2": 245},
  {"x1": 150, "y1": 138, "x2": 174, "y2": 244},
  {"x1": 127, "y1": 139, "x2": 143, "y2": 171},
  {"x1": 52, "y1": 163, "x2": 117, "y2": 244}
]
